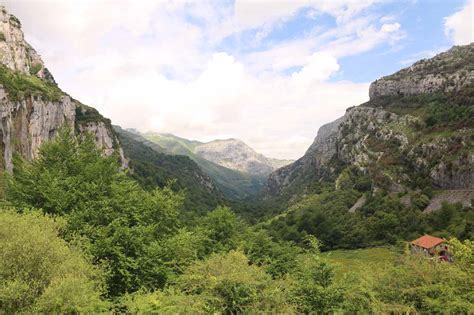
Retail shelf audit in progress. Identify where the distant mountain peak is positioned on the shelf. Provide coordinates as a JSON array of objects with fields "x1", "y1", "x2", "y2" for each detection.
[{"x1": 194, "y1": 138, "x2": 292, "y2": 176}]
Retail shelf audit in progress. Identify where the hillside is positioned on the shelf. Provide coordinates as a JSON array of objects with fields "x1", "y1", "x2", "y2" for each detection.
[
  {"x1": 267, "y1": 44, "x2": 474, "y2": 200},
  {"x1": 0, "y1": 8, "x2": 124, "y2": 170},
  {"x1": 261, "y1": 44, "x2": 473, "y2": 249},
  {"x1": 114, "y1": 126, "x2": 220, "y2": 214},
  {"x1": 144, "y1": 133, "x2": 270, "y2": 199}
]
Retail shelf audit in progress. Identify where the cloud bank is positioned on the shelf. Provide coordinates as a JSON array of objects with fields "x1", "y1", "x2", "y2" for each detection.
[
  {"x1": 444, "y1": 0, "x2": 473, "y2": 45},
  {"x1": 4, "y1": 0, "x2": 408, "y2": 159}
]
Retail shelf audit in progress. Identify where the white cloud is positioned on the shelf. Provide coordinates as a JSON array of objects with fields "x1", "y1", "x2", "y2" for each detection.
[
  {"x1": 71, "y1": 51, "x2": 368, "y2": 159},
  {"x1": 444, "y1": 0, "x2": 474, "y2": 45},
  {"x1": 381, "y1": 22, "x2": 400, "y2": 33},
  {"x1": 291, "y1": 52, "x2": 340, "y2": 84},
  {"x1": 2, "y1": 0, "x2": 400, "y2": 159}
]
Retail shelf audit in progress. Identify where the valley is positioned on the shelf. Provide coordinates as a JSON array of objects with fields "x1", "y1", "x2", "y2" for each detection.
[{"x1": 0, "y1": 3, "x2": 472, "y2": 314}]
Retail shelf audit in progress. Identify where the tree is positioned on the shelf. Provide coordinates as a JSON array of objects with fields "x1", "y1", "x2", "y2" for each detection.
[
  {"x1": 375, "y1": 255, "x2": 474, "y2": 313},
  {"x1": 289, "y1": 236, "x2": 345, "y2": 313},
  {"x1": 5, "y1": 127, "x2": 184, "y2": 296},
  {"x1": 0, "y1": 209, "x2": 107, "y2": 313},
  {"x1": 200, "y1": 206, "x2": 243, "y2": 253},
  {"x1": 448, "y1": 237, "x2": 474, "y2": 268},
  {"x1": 175, "y1": 250, "x2": 292, "y2": 313}
]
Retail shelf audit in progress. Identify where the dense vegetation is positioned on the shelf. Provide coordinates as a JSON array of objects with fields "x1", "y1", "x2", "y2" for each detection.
[
  {"x1": 1, "y1": 128, "x2": 472, "y2": 313},
  {"x1": 114, "y1": 126, "x2": 221, "y2": 216},
  {"x1": 0, "y1": 64, "x2": 62, "y2": 101},
  {"x1": 266, "y1": 185, "x2": 473, "y2": 250}
]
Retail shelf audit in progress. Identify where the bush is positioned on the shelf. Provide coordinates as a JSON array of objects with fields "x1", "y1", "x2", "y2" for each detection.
[
  {"x1": 175, "y1": 250, "x2": 292, "y2": 313},
  {"x1": 375, "y1": 255, "x2": 474, "y2": 313},
  {"x1": 29, "y1": 63, "x2": 42, "y2": 75},
  {"x1": 0, "y1": 210, "x2": 107, "y2": 313}
]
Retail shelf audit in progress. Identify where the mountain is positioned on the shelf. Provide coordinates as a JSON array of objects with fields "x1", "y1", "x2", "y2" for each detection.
[
  {"x1": 266, "y1": 44, "x2": 474, "y2": 207},
  {"x1": 0, "y1": 7, "x2": 125, "y2": 172},
  {"x1": 146, "y1": 133, "x2": 292, "y2": 176},
  {"x1": 143, "y1": 133, "x2": 268, "y2": 199},
  {"x1": 194, "y1": 138, "x2": 293, "y2": 176},
  {"x1": 0, "y1": 6, "x2": 220, "y2": 212},
  {"x1": 113, "y1": 126, "x2": 220, "y2": 214}
]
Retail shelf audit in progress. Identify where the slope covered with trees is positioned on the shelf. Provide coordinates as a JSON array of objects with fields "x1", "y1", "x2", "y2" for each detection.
[
  {"x1": 0, "y1": 7, "x2": 472, "y2": 314},
  {"x1": 144, "y1": 132, "x2": 267, "y2": 199},
  {"x1": 1, "y1": 129, "x2": 473, "y2": 313},
  {"x1": 114, "y1": 126, "x2": 221, "y2": 215}
]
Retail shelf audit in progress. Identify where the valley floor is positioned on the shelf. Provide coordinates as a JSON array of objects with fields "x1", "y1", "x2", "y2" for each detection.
[{"x1": 322, "y1": 247, "x2": 399, "y2": 277}]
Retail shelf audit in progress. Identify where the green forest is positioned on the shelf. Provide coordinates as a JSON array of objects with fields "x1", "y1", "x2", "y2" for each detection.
[{"x1": 1, "y1": 128, "x2": 473, "y2": 313}]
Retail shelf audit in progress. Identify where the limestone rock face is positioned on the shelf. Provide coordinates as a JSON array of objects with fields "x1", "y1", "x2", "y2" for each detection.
[
  {"x1": 0, "y1": 6, "x2": 123, "y2": 171},
  {"x1": 267, "y1": 44, "x2": 474, "y2": 197},
  {"x1": 0, "y1": 89, "x2": 75, "y2": 171},
  {"x1": 194, "y1": 138, "x2": 292, "y2": 176},
  {"x1": 369, "y1": 44, "x2": 474, "y2": 99},
  {"x1": 267, "y1": 103, "x2": 473, "y2": 196},
  {"x1": 0, "y1": 6, "x2": 55, "y2": 83},
  {"x1": 79, "y1": 122, "x2": 116, "y2": 156},
  {"x1": 266, "y1": 117, "x2": 345, "y2": 195}
]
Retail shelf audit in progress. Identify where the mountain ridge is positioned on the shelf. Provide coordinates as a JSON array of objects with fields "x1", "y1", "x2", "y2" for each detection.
[
  {"x1": 144, "y1": 132, "x2": 293, "y2": 176},
  {"x1": 143, "y1": 132, "x2": 270, "y2": 199},
  {"x1": 266, "y1": 43, "x2": 474, "y2": 203}
]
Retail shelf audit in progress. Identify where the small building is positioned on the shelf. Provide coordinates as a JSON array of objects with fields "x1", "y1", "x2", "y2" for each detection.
[{"x1": 410, "y1": 234, "x2": 451, "y2": 261}]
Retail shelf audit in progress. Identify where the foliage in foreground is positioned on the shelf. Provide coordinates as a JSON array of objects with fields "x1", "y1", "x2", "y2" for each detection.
[
  {"x1": 2, "y1": 128, "x2": 473, "y2": 314},
  {"x1": 0, "y1": 210, "x2": 107, "y2": 313}
]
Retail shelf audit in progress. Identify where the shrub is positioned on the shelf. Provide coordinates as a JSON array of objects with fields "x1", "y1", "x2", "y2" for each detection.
[
  {"x1": 29, "y1": 63, "x2": 42, "y2": 75},
  {"x1": 0, "y1": 209, "x2": 108, "y2": 313}
]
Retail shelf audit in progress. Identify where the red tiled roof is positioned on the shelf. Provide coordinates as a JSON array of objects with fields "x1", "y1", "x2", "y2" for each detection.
[{"x1": 410, "y1": 235, "x2": 445, "y2": 249}]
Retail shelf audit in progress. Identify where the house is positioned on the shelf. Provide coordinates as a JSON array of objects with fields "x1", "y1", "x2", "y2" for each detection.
[{"x1": 409, "y1": 234, "x2": 451, "y2": 261}]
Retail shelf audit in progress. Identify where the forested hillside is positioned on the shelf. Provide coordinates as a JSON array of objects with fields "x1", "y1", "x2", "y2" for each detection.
[
  {"x1": 144, "y1": 132, "x2": 268, "y2": 199},
  {"x1": 114, "y1": 126, "x2": 221, "y2": 215},
  {"x1": 0, "y1": 5, "x2": 472, "y2": 314},
  {"x1": 261, "y1": 44, "x2": 474, "y2": 250}
]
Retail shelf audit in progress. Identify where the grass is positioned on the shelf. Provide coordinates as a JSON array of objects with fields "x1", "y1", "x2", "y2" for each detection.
[
  {"x1": 0, "y1": 65, "x2": 62, "y2": 101},
  {"x1": 322, "y1": 247, "x2": 400, "y2": 277}
]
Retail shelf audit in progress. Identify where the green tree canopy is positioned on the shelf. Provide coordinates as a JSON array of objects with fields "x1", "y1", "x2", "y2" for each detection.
[{"x1": 0, "y1": 210, "x2": 107, "y2": 313}]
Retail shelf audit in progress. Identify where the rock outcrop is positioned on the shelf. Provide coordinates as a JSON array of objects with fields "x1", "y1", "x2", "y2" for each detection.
[
  {"x1": 0, "y1": 7, "x2": 55, "y2": 83},
  {"x1": 0, "y1": 6, "x2": 122, "y2": 171},
  {"x1": 267, "y1": 44, "x2": 474, "y2": 197},
  {"x1": 0, "y1": 90, "x2": 74, "y2": 171},
  {"x1": 267, "y1": 117, "x2": 345, "y2": 195},
  {"x1": 369, "y1": 44, "x2": 474, "y2": 98}
]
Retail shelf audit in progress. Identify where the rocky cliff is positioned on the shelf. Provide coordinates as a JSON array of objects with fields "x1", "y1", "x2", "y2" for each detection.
[
  {"x1": 0, "y1": 7, "x2": 54, "y2": 83},
  {"x1": 369, "y1": 44, "x2": 474, "y2": 98},
  {"x1": 0, "y1": 6, "x2": 123, "y2": 172},
  {"x1": 267, "y1": 44, "x2": 474, "y2": 197}
]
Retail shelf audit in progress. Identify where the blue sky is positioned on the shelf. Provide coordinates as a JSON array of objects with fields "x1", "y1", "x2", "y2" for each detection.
[{"x1": 5, "y1": 0, "x2": 473, "y2": 159}]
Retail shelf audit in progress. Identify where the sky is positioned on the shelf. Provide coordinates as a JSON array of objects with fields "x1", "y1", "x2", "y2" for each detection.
[{"x1": 3, "y1": 0, "x2": 473, "y2": 159}]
